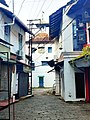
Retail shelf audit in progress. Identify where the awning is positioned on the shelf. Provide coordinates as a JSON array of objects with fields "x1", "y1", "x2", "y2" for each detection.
[
  {"x1": 55, "y1": 61, "x2": 64, "y2": 71},
  {"x1": 47, "y1": 59, "x2": 55, "y2": 67},
  {"x1": 47, "y1": 60, "x2": 64, "y2": 73},
  {"x1": 69, "y1": 55, "x2": 90, "y2": 68},
  {"x1": 49, "y1": 7, "x2": 63, "y2": 39}
]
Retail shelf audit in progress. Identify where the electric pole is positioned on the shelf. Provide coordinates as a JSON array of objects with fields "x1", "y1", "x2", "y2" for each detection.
[{"x1": 27, "y1": 19, "x2": 49, "y2": 94}]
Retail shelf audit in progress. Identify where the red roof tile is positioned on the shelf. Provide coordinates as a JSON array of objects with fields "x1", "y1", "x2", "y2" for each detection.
[{"x1": 33, "y1": 33, "x2": 49, "y2": 42}]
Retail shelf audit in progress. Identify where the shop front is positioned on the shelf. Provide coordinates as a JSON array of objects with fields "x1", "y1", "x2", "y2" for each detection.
[{"x1": 16, "y1": 61, "x2": 31, "y2": 99}]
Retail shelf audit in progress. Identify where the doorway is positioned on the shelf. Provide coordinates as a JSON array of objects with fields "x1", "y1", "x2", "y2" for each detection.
[
  {"x1": 75, "y1": 73, "x2": 85, "y2": 98},
  {"x1": 39, "y1": 76, "x2": 44, "y2": 87}
]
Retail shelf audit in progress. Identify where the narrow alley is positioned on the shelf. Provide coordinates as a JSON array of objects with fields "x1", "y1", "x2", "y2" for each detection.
[{"x1": 1, "y1": 88, "x2": 90, "y2": 120}]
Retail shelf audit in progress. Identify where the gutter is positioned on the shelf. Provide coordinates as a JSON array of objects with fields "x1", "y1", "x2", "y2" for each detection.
[{"x1": 3, "y1": 15, "x2": 15, "y2": 26}]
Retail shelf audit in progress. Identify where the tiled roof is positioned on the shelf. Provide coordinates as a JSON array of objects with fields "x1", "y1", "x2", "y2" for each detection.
[{"x1": 33, "y1": 33, "x2": 49, "y2": 42}]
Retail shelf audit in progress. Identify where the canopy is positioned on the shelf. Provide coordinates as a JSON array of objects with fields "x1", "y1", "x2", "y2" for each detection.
[
  {"x1": 69, "y1": 55, "x2": 90, "y2": 68},
  {"x1": 49, "y1": 7, "x2": 63, "y2": 39}
]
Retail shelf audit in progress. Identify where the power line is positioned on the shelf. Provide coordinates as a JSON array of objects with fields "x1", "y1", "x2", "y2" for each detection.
[
  {"x1": 29, "y1": 0, "x2": 35, "y2": 18},
  {"x1": 33, "y1": 17, "x2": 76, "y2": 61},
  {"x1": 35, "y1": 0, "x2": 46, "y2": 18},
  {"x1": 31, "y1": 3, "x2": 74, "y2": 53},
  {"x1": 17, "y1": 0, "x2": 26, "y2": 16},
  {"x1": 44, "y1": 0, "x2": 53, "y2": 12},
  {"x1": 31, "y1": 0, "x2": 41, "y2": 19}
]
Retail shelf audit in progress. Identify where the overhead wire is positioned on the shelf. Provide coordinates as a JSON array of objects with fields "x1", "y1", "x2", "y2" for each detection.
[
  {"x1": 31, "y1": 2, "x2": 74, "y2": 56},
  {"x1": 32, "y1": 16, "x2": 76, "y2": 62},
  {"x1": 35, "y1": 0, "x2": 46, "y2": 18},
  {"x1": 44, "y1": 0, "x2": 53, "y2": 12},
  {"x1": 13, "y1": 1, "x2": 75, "y2": 56},
  {"x1": 30, "y1": 0, "x2": 41, "y2": 19},
  {"x1": 17, "y1": 0, "x2": 26, "y2": 16},
  {"x1": 28, "y1": 0, "x2": 35, "y2": 19},
  {"x1": 33, "y1": 31, "x2": 73, "y2": 63}
]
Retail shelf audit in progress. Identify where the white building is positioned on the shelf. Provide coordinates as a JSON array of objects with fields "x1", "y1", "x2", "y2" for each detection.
[
  {"x1": 32, "y1": 32, "x2": 55, "y2": 88},
  {"x1": 49, "y1": 0, "x2": 88, "y2": 101},
  {"x1": 0, "y1": 2, "x2": 33, "y2": 101}
]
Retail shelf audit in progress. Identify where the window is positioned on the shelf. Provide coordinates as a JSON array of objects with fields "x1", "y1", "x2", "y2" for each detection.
[
  {"x1": 18, "y1": 33, "x2": 23, "y2": 50},
  {"x1": 4, "y1": 23, "x2": 10, "y2": 35},
  {"x1": 41, "y1": 61, "x2": 48, "y2": 66},
  {"x1": 17, "y1": 33, "x2": 23, "y2": 56},
  {"x1": 38, "y1": 47, "x2": 45, "y2": 53},
  {"x1": 48, "y1": 47, "x2": 52, "y2": 53},
  {"x1": 4, "y1": 23, "x2": 10, "y2": 45}
]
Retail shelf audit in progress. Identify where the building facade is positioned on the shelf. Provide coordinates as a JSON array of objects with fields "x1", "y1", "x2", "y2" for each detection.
[
  {"x1": 49, "y1": 0, "x2": 90, "y2": 102},
  {"x1": 0, "y1": 2, "x2": 33, "y2": 102},
  {"x1": 32, "y1": 32, "x2": 55, "y2": 88}
]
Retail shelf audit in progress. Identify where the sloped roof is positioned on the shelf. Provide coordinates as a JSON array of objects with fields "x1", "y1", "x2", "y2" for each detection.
[
  {"x1": 0, "y1": 7, "x2": 34, "y2": 35},
  {"x1": 32, "y1": 33, "x2": 50, "y2": 42}
]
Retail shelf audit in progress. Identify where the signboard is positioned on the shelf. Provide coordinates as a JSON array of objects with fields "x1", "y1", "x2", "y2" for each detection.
[{"x1": 0, "y1": 44, "x2": 10, "y2": 59}]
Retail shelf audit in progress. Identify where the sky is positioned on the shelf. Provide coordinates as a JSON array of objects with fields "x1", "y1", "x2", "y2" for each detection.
[{"x1": 5, "y1": 0, "x2": 70, "y2": 25}]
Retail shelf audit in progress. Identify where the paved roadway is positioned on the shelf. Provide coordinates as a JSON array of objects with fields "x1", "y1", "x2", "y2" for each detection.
[{"x1": 1, "y1": 88, "x2": 90, "y2": 120}]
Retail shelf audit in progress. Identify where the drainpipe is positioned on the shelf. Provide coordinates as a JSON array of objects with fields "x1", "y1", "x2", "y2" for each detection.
[{"x1": 2, "y1": 15, "x2": 15, "y2": 26}]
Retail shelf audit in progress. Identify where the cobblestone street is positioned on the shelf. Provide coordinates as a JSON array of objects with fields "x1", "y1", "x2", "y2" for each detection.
[{"x1": 1, "y1": 88, "x2": 90, "y2": 120}]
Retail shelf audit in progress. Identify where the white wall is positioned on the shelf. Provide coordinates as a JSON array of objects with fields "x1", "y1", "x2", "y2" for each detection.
[
  {"x1": 10, "y1": 24, "x2": 26, "y2": 60},
  {"x1": 32, "y1": 66, "x2": 55, "y2": 87},
  {"x1": 32, "y1": 42, "x2": 55, "y2": 87},
  {"x1": 0, "y1": 12, "x2": 26, "y2": 61},
  {"x1": 55, "y1": 70, "x2": 60, "y2": 95},
  {"x1": 0, "y1": 11, "x2": 29, "y2": 99},
  {"x1": 11, "y1": 65, "x2": 17, "y2": 97},
  {"x1": 62, "y1": 8, "x2": 74, "y2": 52},
  {"x1": 63, "y1": 58, "x2": 75, "y2": 101}
]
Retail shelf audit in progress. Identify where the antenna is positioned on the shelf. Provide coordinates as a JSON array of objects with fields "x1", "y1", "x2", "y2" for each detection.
[{"x1": 42, "y1": 11, "x2": 44, "y2": 22}]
